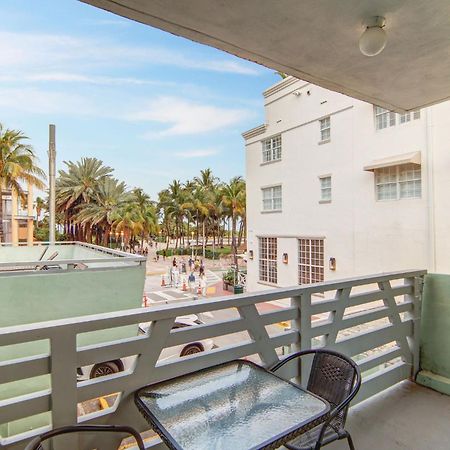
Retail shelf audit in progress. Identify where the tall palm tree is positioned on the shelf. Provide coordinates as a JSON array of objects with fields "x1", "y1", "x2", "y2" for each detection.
[
  {"x1": 193, "y1": 169, "x2": 218, "y2": 257},
  {"x1": 131, "y1": 187, "x2": 157, "y2": 250},
  {"x1": 222, "y1": 176, "x2": 246, "y2": 267},
  {"x1": 35, "y1": 196, "x2": 46, "y2": 229},
  {"x1": 56, "y1": 157, "x2": 113, "y2": 240},
  {"x1": 75, "y1": 178, "x2": 128, "y2": 246},
  {"x1": 113, "y1": 202, "x2": 144, "y2": 248},
  {"x1": 0, "y1": 124, "x2": 46, "y2": 242}
]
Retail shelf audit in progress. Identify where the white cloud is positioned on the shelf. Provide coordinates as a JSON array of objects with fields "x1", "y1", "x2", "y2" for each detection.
[
  {"x1": 132, "y1": 97, "x2": 252, "y2": 136},
  {"x1": 0, "y1": 87, "x2": 96, "y2": 115},
  {"x1": 174, "y1": 149, "x2": 220, "y2": 159},
  {"x1": 24, "y1": 72, "x2": 178, "y2": 87},
  {"x1": 0, "y1": 31, "x2": 260, "y2": 76}
]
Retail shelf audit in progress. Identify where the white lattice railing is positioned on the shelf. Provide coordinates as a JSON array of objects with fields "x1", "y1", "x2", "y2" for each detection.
[{"x1": 0, "y1": 270, "x2": 425, "y2": 449}]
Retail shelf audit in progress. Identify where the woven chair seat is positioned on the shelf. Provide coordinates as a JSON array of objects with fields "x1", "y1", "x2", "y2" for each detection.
[{"x1": 285, "y1": 422, "x2": 348, "y2": 450}]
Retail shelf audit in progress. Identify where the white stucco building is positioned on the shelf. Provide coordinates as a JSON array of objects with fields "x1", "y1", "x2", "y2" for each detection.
[{"x1": 243, "y1": 76, "x2": 450, "y2": 292}]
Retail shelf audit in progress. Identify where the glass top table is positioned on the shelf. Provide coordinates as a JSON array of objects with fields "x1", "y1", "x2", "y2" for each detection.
[{"x1": 135, "y1": 360, "x2": 330, "y2": 450}]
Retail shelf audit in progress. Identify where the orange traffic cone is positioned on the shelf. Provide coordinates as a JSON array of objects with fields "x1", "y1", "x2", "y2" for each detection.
[
  {"x1": 161, "y1": 275, "x2": 166, "y2": 287},
  {"x1": 182, "y1": 279, "x2": 187, "y2": 291},
  {"x1": 197, "y1": 285, "x2": 202, "y2": 295}
]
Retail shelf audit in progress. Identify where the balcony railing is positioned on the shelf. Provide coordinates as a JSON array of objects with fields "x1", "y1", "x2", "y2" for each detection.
[{"x1": 0, "y1": 269, "x2": 425, "y2": 449}]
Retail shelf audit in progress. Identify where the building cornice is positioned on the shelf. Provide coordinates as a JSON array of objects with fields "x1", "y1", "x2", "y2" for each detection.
[
  {"x1": 263, "y1": 76, "x2": 299, "y2": 98},
  {"x1": 242, "y1": 124, "x2": 267, "y2": 140}
]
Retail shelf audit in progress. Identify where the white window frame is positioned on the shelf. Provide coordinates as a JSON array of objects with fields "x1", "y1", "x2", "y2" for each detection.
[
  {"x1": 319, "y1": 117, "x2": 331, "y2": 142},
  {"x1": 298, "y1": 238, "x2": 324, "y2": 285},
  {"x1": 261, "y1": 185, "x2": 282, "y2": 212},
  {"x1": 374, "y1": 106, "x2": 396, "y2": 130},
  {"x1": 399, "y1": 112, "x2": 411, "y2": 124},
  {"x1": 262, "y1": 135, "x2": 282, "y2": 163},
  {"x1": 319, "y1": 176, "x2": 332, "y2": 202},
  {"x1": 375, "y1": 164, "x2": 422, "y2": 201},
  {"x1": 259, "y1": 237, "x2": 277, "y2": 284}
]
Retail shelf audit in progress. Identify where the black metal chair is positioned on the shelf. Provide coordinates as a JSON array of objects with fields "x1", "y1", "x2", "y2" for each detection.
[
  {"x1": 24, "y1": 424, "x2": 145, "y2": 450},
  {"x1": 270, "y1": 349, "x2": 361, "y2": 450}
]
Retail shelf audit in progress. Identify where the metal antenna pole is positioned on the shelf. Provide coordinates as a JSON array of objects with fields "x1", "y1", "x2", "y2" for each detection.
[{"x1": 48, "y1": 124, "x2": 56, "y2": 244}]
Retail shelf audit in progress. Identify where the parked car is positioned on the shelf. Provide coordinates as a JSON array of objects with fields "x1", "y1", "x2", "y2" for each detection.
[{"x1": 77, "y1": 314, "x2": 215, "y2": 380}]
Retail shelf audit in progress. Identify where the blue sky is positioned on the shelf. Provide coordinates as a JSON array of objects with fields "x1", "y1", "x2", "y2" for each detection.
[{"x1": 0, "y1": 0, "x2": 279, "y2": 198}]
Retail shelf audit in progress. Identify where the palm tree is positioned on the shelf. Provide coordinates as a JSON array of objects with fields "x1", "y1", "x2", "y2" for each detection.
[
  {"x1": 113, "y1": 202, "x2": 144, "y2": 249},
  {"x1": 222, "y1": 176, "x2": 246, "y2": 267},
  {"x1": 131, "y1": 187, "x2": 157, "y2": 250},
  {"x1": 0, "y1": 124, "x2": 46, "y2": 242},
  {"x1": 35, "y1": 196, "x2": 46, "y2": 229},
  {"x1": 193, "y1": 169, "x2": 218, "y2": 257},
  {"x1": 56, "y1": 157, "x2": 113, "y2": 240},
  {"x1": 75, "y1": 178, "x2": 128, "y2": 246}
]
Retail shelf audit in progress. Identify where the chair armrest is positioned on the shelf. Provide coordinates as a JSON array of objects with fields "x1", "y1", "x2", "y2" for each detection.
[{"x1": 24, "y1": 424, "x2": 145, "y2": 450}]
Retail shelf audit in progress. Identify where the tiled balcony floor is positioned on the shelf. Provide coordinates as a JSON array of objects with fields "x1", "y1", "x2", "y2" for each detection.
[{"x1": 330, "y1": 380, "x2": 450, "y2": 450}]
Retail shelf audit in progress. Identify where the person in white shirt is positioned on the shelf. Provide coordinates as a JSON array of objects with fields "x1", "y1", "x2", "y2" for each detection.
[{"x1": 199, "y1": 274, "x2": 207, "y2": 297}]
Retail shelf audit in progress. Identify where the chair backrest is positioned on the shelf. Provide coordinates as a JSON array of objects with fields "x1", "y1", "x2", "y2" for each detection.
[{"x1": 307, "y1": 351, "x2": 358, "y2": 430}]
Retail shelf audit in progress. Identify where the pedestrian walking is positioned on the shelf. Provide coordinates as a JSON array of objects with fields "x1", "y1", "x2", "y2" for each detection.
[
  {"x1": 181, "y1": 259, "x2": 187, "y2": 274},
  {"x1": 188, "y1": 257, "x2": 194, "y2": 271},
  {"x1": 162, "y1": 249, "x2": 166, "y2": 261},
  {"x1": 172, "y1": 257, "x2": 177, "y2": 267},
  {"x1": 199, "y1": 274, "x2": 207, "y2": 297},
  {"x1": 199, "y1": 260, "x2": 205, "y2": 276},
  {"x1": 173, "y1": 266, "x2": 180, "y2": 288},
  {"x1": 188, "y1": 271, "x2": 196, "y2": 294}
]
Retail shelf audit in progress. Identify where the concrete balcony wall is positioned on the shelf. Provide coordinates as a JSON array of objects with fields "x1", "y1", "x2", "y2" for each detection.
[
  {"x1": 417, "y1": 273, "x2": 450, "y2": 394},
  {"x1": 0, "y1": 242, "x2": 146, "y2": 439}
]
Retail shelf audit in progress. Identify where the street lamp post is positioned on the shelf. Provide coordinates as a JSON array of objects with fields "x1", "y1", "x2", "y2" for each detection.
[{"x1": 191, "y1": 231, "x2": 194, "y2": 258}]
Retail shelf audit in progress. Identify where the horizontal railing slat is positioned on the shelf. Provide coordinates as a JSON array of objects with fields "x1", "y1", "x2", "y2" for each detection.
[
  {"x1": 358, "y1": 346, "x2": 404, "y2": 372},
  {"x1": 309, "y1": 284, "x2": 413, "y2": 315},
  {"x1": 355, "y1": 361, "x2": 411, "y2": 404},
  {"x1": 0, "y1": 353, "x2": 49, "y2": 384},
  {"x1": 0, "y1": 271, "x2": 426, "y2": 346},
  {"x1": 310, "y1": 302, "x2": 413, "y2": 338},
  {"x1": 330, "y1": 320, "x2": 413, "y2": 357},
  {"x1": 0, "y1": 390, "x2": 50, "y2": 424}
]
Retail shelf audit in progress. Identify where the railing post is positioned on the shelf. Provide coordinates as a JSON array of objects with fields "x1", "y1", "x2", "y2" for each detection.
[
  {"x1": 405, "y1": 275, "x2": 423, "y2": 378},
  {"x1": 290, "y1": 292, "x2": 312, "y2": 383},
  {"x1": 50, "y1": 332, "x2": 78, "y2": 449}
]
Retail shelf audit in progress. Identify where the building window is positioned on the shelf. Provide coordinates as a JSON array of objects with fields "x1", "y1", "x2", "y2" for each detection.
[
  {"x1": 298, "y1": 238, "x2": 324, "y2": 284},
  {"x1": 413, "y1": 110, "x2": 421, "y2": 120},
  {"x1": 375, "y1": 164, "x2": 421, "y2": 201},
  {"x1": 399, "y1": 112, "x2": 411, "y2": 124},
  {"x1": 319, "y1": 117, "x2": 331, "y2": 141},
  {"x1": 262, "y1": 185, "x2": 282, "y2": 211},
  {"x1": 262, "y1": 135, "x2": 282, "y2": 163},
  {"x1": 319, "y1": 176, "x2": 331, "y2": 201},
  {"x1": 375, "y1": 106, "x2": 396, "y2": 130},
  {"x1": 259, "y1": 237, "x2": 277, "y2": 284}
]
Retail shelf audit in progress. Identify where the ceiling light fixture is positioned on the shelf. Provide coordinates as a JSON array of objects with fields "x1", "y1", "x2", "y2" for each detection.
[{"x1": 359, "y1": 16, "x2": 387, "y2": 57}]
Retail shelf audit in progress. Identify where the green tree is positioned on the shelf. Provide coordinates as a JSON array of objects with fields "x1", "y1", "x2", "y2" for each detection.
[
  {"x1": 0, "y1": 124, "x2": 46, "y2": 241},
  {"x1": 35, "y1": 196, "x2": 46, "y2": 229},
  {"x1": 221, "y1": 176, "x2": 246, "y2": 267},
  {"x1": 75, "y1": 177, "x2": 128, "y2": 246},
  {"x1": 56, "y1": 157, "x2": 113, "y2": 241}
]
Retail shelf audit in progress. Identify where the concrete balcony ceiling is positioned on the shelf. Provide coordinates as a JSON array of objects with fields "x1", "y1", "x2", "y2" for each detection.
[{"x1": 81, "y1": 0, "x2": 450, "y2": 112}]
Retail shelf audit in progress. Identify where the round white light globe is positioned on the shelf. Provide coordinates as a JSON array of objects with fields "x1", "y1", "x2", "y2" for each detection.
[{"x1": 359, "y1": 26, "x2": 387, "y2": 57}]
